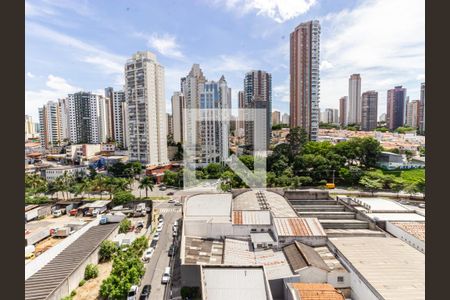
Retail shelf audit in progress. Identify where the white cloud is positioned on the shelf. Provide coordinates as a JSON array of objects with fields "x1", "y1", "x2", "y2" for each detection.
[
  {"x1": 25, "y1": 1, "x2": 56, "y2": 17},
  {"x1": 319, "y1": 0, "x2": 424, "y2": 115},
  {"x1": 26, "y1": 72, "x2": 35, "y2": 78},
  {"x1": 207, "y1": 54, "x2": 259, "y2": 73},
  {"x1": 25, "y1": 75, "x2": 81, "y2": 117},
  {"x1": 273, "y1": 77, "x2": 290, "y2": 103},
  {"x1": 320, "y1": 60, "x2": 333, "y2": 70},
  {"x1": 147, "y1": 33, "x2": 184, "y2": 59},
  {"x1": 26, "y1": 22, "x2": 126, "y2": 74},
  {"x1": 216, "y1": 0, "x2": 317, "y2": 23},
  {"x1": 416, "y1": 74, "x2": 425, "y2": 81}
]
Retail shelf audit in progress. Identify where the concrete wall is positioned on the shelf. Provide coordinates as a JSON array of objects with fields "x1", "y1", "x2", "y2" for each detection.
[
  {"x1": 268, "y1": 278, "x2": 285, "y2": 300},
  {"x1": 46, "y1": 225, "x2": 119, "y2": 300},
  {"x1": 327, "y1": 269, "x2": 351, "y2": 289},
  {"x1": 284, "y1": 190, "x2": 331, "y2": 200},
  {"x1": 385, "y1": 222, "x2": 425, "y2": 253},
  {"x1": 297, "y1": 267, "x2": 327, "y2": 283}
]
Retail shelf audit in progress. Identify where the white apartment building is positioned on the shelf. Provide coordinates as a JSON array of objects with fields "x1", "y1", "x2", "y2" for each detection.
[
  {"x1": 38, "y1": 101, "x2": 63, "y2": 148},
  {"x1": 125, "y1": 51, "x2": 168, "y2": 165},
  {"x1": 44, "y1": 165, "x2": 88, "y2": 181},
  {"x1": 171, "y1": 91, "x2": 185, "y2": 144},
  {"x1": 105, "y1": 88, "x2": 127, "y2": 148},
  {"x1": 348, "y1": 74, "x2": 362, "y2": 125},
  {"x1": 198, "y1": 77, "x2": 231, "y2": 164},
  {"x1": 66, "y1": 92, "x2": 107, "y2": 144},
  {"x1": 282, "y1": 113, "x2": 289, "y2": 125}
]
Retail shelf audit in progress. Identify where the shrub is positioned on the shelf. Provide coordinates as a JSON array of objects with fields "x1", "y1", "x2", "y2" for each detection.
[
  {"x1": 79, "y1": 279, "x2": 86, "y2": 286},
  {"x1": 84, "y1": 264, "x2": 99, "y2": 280},
  {"x1": 99, "y1": 240, "x2": 118, "y2": 262},
  {"x1": 113, "y1": 190, "x2": 135, "y2": 206},
  {"x1": 118, "y1": 218, "x2": 132, "y2": 234},
  {"x1": 318, "y1": 179, "x2": 327, "y2": 186}
]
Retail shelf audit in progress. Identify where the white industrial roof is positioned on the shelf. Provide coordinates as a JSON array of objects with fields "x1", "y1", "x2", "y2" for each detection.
[
  {"x1": 273, "y1": 217, "x2": 326, "y2": 237},
  {"x1": 185, "y1": 194, "x2": 232, "y2": 218},
  {"x1": 232, "y1": 210, "x2": 271, "y2": 225},
  {"x1": 330, "y1": 237, "x2": 424, "y2": 300},
  {"x1": 223, "y1": 238, "x2": 293, "y2": 280},
  {"x1": 250, "y1": 232, "x2": 276, "y2": 244},
  {"x1": 202, "y1": 267, "x2": 271, "y2": 300},
  {"x1": 355, "y1": 198, "x2": 409, "y2": 212},
  {"x1": 79, "y1": 200, "x2": 111, "y2": 209},
  {"x1": 233, "y1": 190, "x2": 297, "y2": 217},
  {"x1": 366, "y1": 212, "x2": 425, "y2": 221}
]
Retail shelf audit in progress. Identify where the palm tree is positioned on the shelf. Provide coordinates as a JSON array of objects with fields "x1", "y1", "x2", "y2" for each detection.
[{"x1": 139, "y1": 176, "x2": 154, "y2": 199}]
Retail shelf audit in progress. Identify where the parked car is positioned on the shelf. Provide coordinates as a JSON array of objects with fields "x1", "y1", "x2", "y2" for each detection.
[
  {"x1": 142, "y1": 247, "x2": 155, "y2": 262},
  {"x1": 159, "y1": 186, "x2": 167, "y2": 191},
  {"x1": 419, "y1": 203, "x2": 425, "y2": 208},
  {"x1": 158, "y1": 215, "x2": 164, "y2": 221},
  {"x1": 127, "y1": 285, "x2": 139, "y2": 300},
  {"x1": 161, "y1": 267, "x2": 171, "y2": 284},
  {"x1": 174, "y1": 201, "x2": 182, "y2": 206},
  {"x1": 168, "y1": 244, "x2": 177, "y2": 257},
  {"x1": 168, "y1": 199, "x2": 175, "y2": 204},
  {"x1": 139, "y1": 285, "x2": 151, "y2": 300},
  {"x1": 136, "y1": 221, "x2": 145, "y2": 228},
  {"x1": 172, "y1": 229, "x2": 178, "y2": 237},
  {"x1": 153, "y1": 232, "x2": 160, "y2": 241},
  {"x1": 52, "y1": 210, "x2": 63, "y2": 218},
  {"x1": 156, "y1": 224, "x2": 163, "y2": 232},
  {"x1": 167, "y1": 192, "x2": 174, "y2": 196},
  {"x1": 150, "y1": 239, "x2": 158, "y2": 248}
]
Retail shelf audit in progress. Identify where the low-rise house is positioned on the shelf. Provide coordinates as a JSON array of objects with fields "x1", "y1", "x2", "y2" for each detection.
[{"x1": 43, "y1": 165, "x2": 88, "y2": 181}]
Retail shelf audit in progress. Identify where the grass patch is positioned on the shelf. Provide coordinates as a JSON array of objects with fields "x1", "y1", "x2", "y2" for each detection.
[
  {"x1": 146, "y1": 196, "x2": 170, "y2": 200},
  {"x1": 373, "y1": 168, "x2": 425, "y2": 185}
]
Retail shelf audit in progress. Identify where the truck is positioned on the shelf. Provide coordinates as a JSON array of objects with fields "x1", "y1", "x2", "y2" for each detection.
[
  {"x1": 100, "y1": 213, "x2": 126, "y2": 224},
  {"x1": 53, "y1": 227, "x2": 71, "y2": 237},
  {"x1": 25, "y1": 208, "x2": 39, "y2": 222},
  {"x1": 92, "y1": 206, "x2": 107, "y2": 217}
]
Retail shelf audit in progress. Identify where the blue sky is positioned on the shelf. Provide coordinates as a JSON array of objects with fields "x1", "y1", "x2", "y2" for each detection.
[{"x1": 25, "y1": 0, "x2": 424, "y2": 121}]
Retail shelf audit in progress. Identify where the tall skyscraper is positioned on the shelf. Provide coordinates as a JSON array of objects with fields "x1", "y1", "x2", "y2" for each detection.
[
  {"x1": 105, "y1": 87, "x2": 127, "y2": 147},
  {"x1": 38, "y1": 101, "x2": 63, "y2": 148},
  {"x1": 272, "y1": 111, "x2": 281, "y2": 126},
  {"x1": 406, "y1": 100, "x2": 420, "y2": 128},
  {"x1": 244, "y1": 70, "x2": 272, "y2": 152},
  {"x1": 125, "y1": 51, "x2": 168, "y2": 165},
  {"x1": 167, "y1": 113, "x2": 174, "y2": 137},
  {"x1": 67, "y1": 92, "x2": 107, "y2": 144},
  {"x1": 290, "y1": 20, "x2": 321, "y2": 141},
  {"x1": 282, "y1": 113, "x2": 289, "y2": 125},
  {"x1": 198, "y1": 76, "x2": 231, "y2": 163},
  {"x1": 236, "y1": 91, "x2": 245, "y2": 137},
  {"x1": 339, "y1": 96, "x2": 348, "y2": 127},
  {"x1": 386, "y1": 86, "x2": 407, "y2": 131},
  {"x1": 25, "y1": 115, "x2": 36, "y2": 140},
  {"x1": 171, "y1": 91, "x2": 185, "y2": 144},
  {"x1": 419, "y1": 82, "x2": 425, "y2": 133},
  {"x1": 361, "y1": 91, "x2": 378, "y2": 131},
  {"x1": 182, "y1": 64, "x2": 207, "y2": 151},
  {"x1": 321, "y1": 108, "x2": 339, "y2": 124},
  {"x1": 348, "y1": 74, "x2": 362, "y2": 125},
  {"x1": 58, "y1": 98, "x2": 70, "y2": 142}
]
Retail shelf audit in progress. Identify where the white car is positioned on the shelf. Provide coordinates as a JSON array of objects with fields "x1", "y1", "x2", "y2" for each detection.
[
  {"x1": 156, "y1": 224, "x2": 163, "y2": 232},
  {"x1": 161, "y1": 267, "x2": 171, "y2": 284},
  {"x1": 142, "y1": 247, "x2": 155, "y2": 262},
  {"x1": 419, "y1": 203, "x2": 425, "y2": 208},
  {"x1": 153, "y1": 232, "x2": 160, "y2": 241},
  {"x1": 168, "y1": 199, "x2": 175, "y2": 203},
  {"x1": 127, "y1": 285, "x2": 139, "y2": 300}
]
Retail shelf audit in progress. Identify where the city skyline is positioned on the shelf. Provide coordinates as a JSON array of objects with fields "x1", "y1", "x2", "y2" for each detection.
[{"x1": 25, "y1": 0, "x2": 424, "y2": 120}]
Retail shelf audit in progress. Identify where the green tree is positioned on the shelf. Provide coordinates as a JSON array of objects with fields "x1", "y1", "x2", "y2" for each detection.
[
  {"x1": 163, "y1": 170, "x2": 178, "y2": 186},
  {"x1": 84, "y1": 264, "x2": 99, "y2": 280},
  {"x1": 139, "y1": 176, "x2": 154, "y2": 198},
  {"x1": 113, "y1": 191, "x2": 135, "y2": 206},
  {"x1": 118, "y1": 219, "x2": 132, "y2": 234},
  {"x1": 359, "y1": 176, "x2": 383, "y2": 191},
  {"x1": 99, "y1": 240, "x2": 118, "y2": 262},
  {"x1": 204, "y1": 163, "x2": 222, "y2": 179},
  {"x1": 286, "y1": 127, "x2": 308, "y2": 161}
]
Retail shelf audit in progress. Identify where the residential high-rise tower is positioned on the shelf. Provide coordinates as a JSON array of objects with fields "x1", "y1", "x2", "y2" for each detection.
[
  {"x1": 125, "y1": 51, "x2": 168, "y2": 165},
  {"x1": 361, "y1": 91, "x2": 378, "y2": 131},
  {"x1": 290, "y1": 20, "x2": 321, "y2": 141},
  {"x1": 339, "y1": 96, "x2": 348, "y2": 127},
  {"x1": 386, "y1": 86, "x2": 407, "y2": 131},
  {"x1": 348, "y1": 74, "x2": 362, "y2": 125}
]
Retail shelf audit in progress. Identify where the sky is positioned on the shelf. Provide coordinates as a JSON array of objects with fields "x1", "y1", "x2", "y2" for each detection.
[{"x1": 25, "y1": 0, "x2": 425, "y2": 121}]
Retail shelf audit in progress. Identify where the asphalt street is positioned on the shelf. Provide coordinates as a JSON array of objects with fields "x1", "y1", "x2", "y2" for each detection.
[{"x1": 139, "y1": 200, "x2": 181, "y2": 300}]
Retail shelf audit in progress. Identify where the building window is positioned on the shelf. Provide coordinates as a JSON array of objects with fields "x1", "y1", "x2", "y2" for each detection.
[
  {"x1": 251, "y1": 229, "x2": 257, "y2": 232},
  {"x1": 337, "y1": 276, "x2": 344, "y2": 282}
]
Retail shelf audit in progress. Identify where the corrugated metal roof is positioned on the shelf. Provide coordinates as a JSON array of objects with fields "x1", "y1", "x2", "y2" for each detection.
[
  {"x1": 233, "y1": 190, "x2": 297, "y2": 217},
  {"x1": 283, "y1": 241, "x2": 330, "y2": 272},
  {"x1": 273, "y1": 217, "x2": 326, "y2": 237},
  {"x1": 389, "y1": 221, "x2": 425, "y2": 241},
  {"x1": 291, "y1": 283, "x2": 345, "y2": 300},
  {"x1": 330, "y1": 237, "x2": 425, "y2": 300},
  {"x1": 232, "y1": 210, "x2": 271, "y2": 225},
  {"x1": 202, "y1": 267, "x2": 271, "y2": 300},
  {"x1": 25, "y1": 223, "x2": 118, "y2": 300}
]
